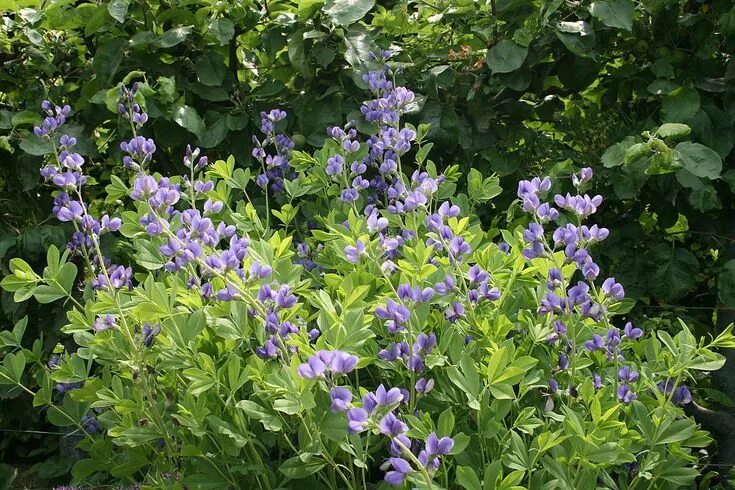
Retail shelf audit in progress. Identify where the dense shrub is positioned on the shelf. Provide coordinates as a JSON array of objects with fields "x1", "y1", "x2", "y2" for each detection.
[
  {"x1": 2, "y1": 0, "x2": 735, "y2": 486},
  {"x1": 1, "y1": 60, "x2": 734, "y2": 489}
]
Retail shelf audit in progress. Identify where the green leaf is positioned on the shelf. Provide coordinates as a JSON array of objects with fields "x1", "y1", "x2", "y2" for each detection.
[
  {"x1": 657, "y1": 123, "x2": 691, "y2": 139},
  {"x1": 486, "y1": 40, "x2": 528, "y2": 74},
  {"x1": 343, "y1": 24, "x2": 374, "y2": 69},
  {"x1": 590, "y1": 0, "x2": 634, "y2": 30},
  {"x1": 674, "y1": 141, "x2": 722, "y2": 179},
  {"x1": 649, "y1": 245, "x2": 699, "y2": 301},
  {"x1": 236, "y1": 400, "x2": 282, "y2": 431},
  {"x1": 438, "y1": 408, "x2": 455, "y2": 437},
  {"x1": 207, "y1": 18, "x2": 235, "y2": 46},
  {"x1": 662, "y1": 87, "x2": 700, "y2": 123},
  {"x1": 601, "y1": 136, "x2": 636, "y2": 167},
  {"x1": 93, "y1": 37, "x2": 127, "y2": 85},
  {"x1": 107, "y1": 0, "x2": 129, "y2": 23},
  {"x1": 279, "y1": 455, "x2": 325, "y2": 479},
  {"x1": 324, "y1": 0, "x2": 375, "y2": 26},
  {"x1": 135, "y1": 240, "x2": 165, "y2": 270},
  {"x1": 171, "y1": 104, "x2": 205, "y2": 139},
  {"x1": 195, "y1": 53, "x2": 227, "y2": 87},
  {"x1": 456, "y1": 466, "x2": 482, "y2": 490},
  {"x1": 719, "y1": 260, "x2": 735, "y2": 307},
  {"x1": 154, "y1": 26, "x2": 193, "y2": 48}
]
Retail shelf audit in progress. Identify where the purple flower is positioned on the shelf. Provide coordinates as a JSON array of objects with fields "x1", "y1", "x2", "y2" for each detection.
[
  {"x1": 274, "y1": 285, "x2": 298, "y2": 308},
  {"x1": 601, "y1": 277, "x2": 625, "y2": 301},
  {"x1": 298, "y1": 350, "x2": 359, "y2": 379},
  {"x1": 142, "y1": 323, "x2": 161, "y2": 347},
  {"x1": 549, "y1": 378, "x2": 559, "y2": 393},
  {"x1": 93, "y1": 314, "x2": 117, "y2": 333},
  {"x1": 618, "y1": 365, "x2": 639, "y2": 383},
  {"x1": 375, "y1": 384, "x2": 404, "y2": 406},
  {"x1": 379, "y1": 412, "x2": 408, "y2": 436},
  {"x1": 345, "y1": 240, "x2": 366, "y2": 263},
  {"x1": 584, "y1": 334, "x2": 604, "y2": 352},
  {"x1": 330, "y1": 387, "x2": 353, "y2": 412},
  {"x1": 449, "y1": 236, "x2": 472, "y2": 261},
  {"x1": 444, "y1": 302, "x2": 465, "y2": 323},
  {"x1": 658, "y1": 380, "x2": 693, "y2": 406},
  {"x1": 617, "y1": 384, "x2": 637, "y2": 403},
  {"x1": 297, "y1": 355, "x2": 327, "y2": 379},
  {"x1": 623, "y1": 321, "x2": 643, "y2": 340},
  {"x1": 82, "y1": 414, "x2": 101, "y2": 434},
  {"x1": 426, "y1": 432, "x2": 454, "y2": 455},
  {"x1": 341, "y1": 188, "x2": 359, "y2": 203},
  {"x1": 56, "y1": 200, "x2": 84, "y2": 222},
  {"x1": 593, "y1": 373, "x2": 603, "y2": 389},
  {"x1": 347, "y1": 407, "x2": 369, "y2": 433},
  {"x1": 572, "y1": 167, "x2": 593, "y2": 187},
  {"x1": 415, "y1": 377, "x2": 435, "y2": 394},
  {"x1": 326, "y1": 155, "x2": 344, "y2": 176},
  {"x1": 559, "y1": 354, "x2": 569, "y2": 370},
  {"x1": 384, "y1": 458, "x2": 412, "y2": 486}
]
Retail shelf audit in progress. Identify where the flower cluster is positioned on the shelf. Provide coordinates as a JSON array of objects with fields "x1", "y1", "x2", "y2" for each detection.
[
  {"x1": 252, "y1": 109, "x2": 295, "y2": 192},
  {"x1": 518, "y1": 168, "x2": 646, "y2": 403}
]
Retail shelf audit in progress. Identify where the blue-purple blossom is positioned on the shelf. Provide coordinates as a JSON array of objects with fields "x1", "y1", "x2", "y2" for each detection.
[
  {"x1": 297, "y1": 350, "x2": 359, "y2": 379},
  {"x1": 142, "y1": 323, "x2": 161, "y2": 347},
  {"x1": 384, "y1": 457, "x2": 412, "y2": 486},
  {"x1": 345, "y1": 240, "x2": 366, "y2": 263},
  {"x1": 93, "y1": 314, "x2": 117, "y2": 333},
  {"x1": 602, "y1": 277, "x2": 625, "y2": 300},
  {"x1": 330, "y1": 387, "x2": 353, "y2": 412},
  {"x1": 617, "y1": 384, "x2": 637, "y2": 403},
  {"x1": 623, "y1": 321, "x2": 643, "y2": 340}
]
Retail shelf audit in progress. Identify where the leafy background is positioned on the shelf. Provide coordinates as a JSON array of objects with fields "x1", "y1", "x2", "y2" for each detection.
[{"x1": 1, "y1": 0, "x2": 735, "y2": 485}]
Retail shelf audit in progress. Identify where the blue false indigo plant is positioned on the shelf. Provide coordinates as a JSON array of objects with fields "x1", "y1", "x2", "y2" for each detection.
[{"x1": 2, "y1": 54, "x2": 735, "y2": 489}]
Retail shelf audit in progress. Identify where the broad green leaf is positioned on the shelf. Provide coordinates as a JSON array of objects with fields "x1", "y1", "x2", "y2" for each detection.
[
  {"x1": 657, "y1": 123, "x2": 691, "y2": 139},
  {"x1": 590, "y1": 0, "x2": 634, "y2": 30},
  {"x1": 207, "y1": 18, "x2": 235, "y2": 45},
  {"x1": 324, "y1": 0, "x2": 375, "y2": 26},
  {"x1": 649, "y1": 245, "x2": 699, "y2": 301},
  {"x1": 171, "y1": 104, "x2": 205, "y2": 139},
  {"x1": 486, "y1": 40, "x2": 528, "y2": 74},
  {"x1": 601, "y1": 136, "x2": 636, "y2": 167},
  {"x1": 662, "y1": 87, "x2": 700, "y2": 122},
  {"x1": 195, "y1": 53, "x2": 227, "y2": 87},
  {"x1": 154, "y1": 26, "x2": 193, "y2": 48},
  {"x1": 107, "y1": 0, "x2": 129, "y2": 23},
  {"x1": 674, "y1": 141, "x2": 722, "y2": 179}
]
